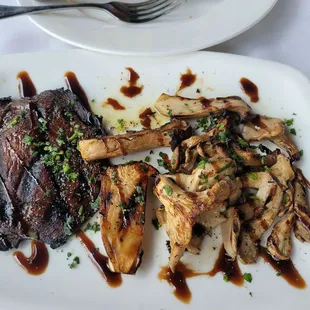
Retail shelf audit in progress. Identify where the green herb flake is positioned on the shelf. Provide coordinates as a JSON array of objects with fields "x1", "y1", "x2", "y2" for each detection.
[
  {"x1": 197, "y1": 158, "x2": 209, "y2": 169},
  {"x1": 217, "y1": 163, "x2": 231, "y2": 173},
  {"x1": 283, "y1": 193, "x2": 290, "y2": 205},
  {"x1": 84, "y1": 222, "x2": 100, "y2": 233},
  {"x1": 163, "y1": 185, "x2": 172, "y2": 196},
  {"x1": 276, "y1": 271, "x2": 282, "y2": 277},
  {"x1": 91, "y1": 99, "x2": 96, "y2": 103},
  {"x1": 196, "y1": 116, "x2": 216, "y2": 132},
  {"x1": 217, "y1": 130, "x2": 231, "y2": 145},
  {"x1": 152, "y1": 218, "x2": 161, "y2": 230},
  {"x1": 89, "y1": 176, "x2": 96, "y2": 184},
  {"x1": 144, "y1": 156, "x2": 151, "y2": 163},
  {"x1": 248, "y1": 172, "x2": 258, "y2": 180},
  {"x1": 249, "y1": 292, "x2": 253, "y2": 297},
  {"x1": 299, "y1": 149, "x2": 304, "y2": 157},
  {"x1": 214, "y1": 174, "x2": 220, "y2": 181},
  {"x1": 199, "y1": 173, "x2": 209, "y2": 184},
  {"x1": 69, "y1": 172, "x2": 79, "y2": 181},
  {"x1": 9, "y1": 115, "x2": 21, "y2": 127},
  {"x1": 68, "y1": 125, "x2": 84, "y2": 142},
  {"x1": 68, "y1": 256, "x2": 80, "y2": 269},
  {"x1": 67, "y1": 252, "x2": 72, "y2": 258},
  {"x1": 249, "y1": 195, "x2": 259, "y2": 201},
  {"x1": 23, "y1": 135, "x2": 33, "y2": 146},
  {"x1": 167, "y1": 109, "x2": 172, "y2": 117},
  {"x1": 238, "y1": 138, "x2": 248, "y2": 148},
  {"x1": 289, "y1": 128, "x2": 296, "y2": 136},
  {"x1": 223, "y1": 274, "x2": 229, "y2": 282},
  {"x1": 243, "y1": 273, "x2": 253, "y2": 283},
  {"x1": 38, "y1": 117, "x2": 47, "y2": 132},
  {"x1": 140, "y1": 214, "x2": 145, "y2": 224},
  {"x1": 134, "y1": 186, "x2": 145, "y2": 205},
  {"x1": 284, "y1": 118, "x2": 294, "y2": 127},
  {"x1": 90, "y1": 197, "x2": 100, "y2": 211},
  {"x1": 78, "y1": 206, "x2": 84, "y2": 217}
]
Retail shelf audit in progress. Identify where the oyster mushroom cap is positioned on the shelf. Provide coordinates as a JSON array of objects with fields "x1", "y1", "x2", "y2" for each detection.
[
  {"x1": 221, "y1": 207, "x2": 241, "y2": 259},
  {"x1": 154, "y1": 94, "x2": 251, "y2": 120},
  {"x1": 269, "y1": 154, "x2": 295, "y2": 188},
  {"x1": 267, "y1": 212, "x2": 296, "y2": 260}
]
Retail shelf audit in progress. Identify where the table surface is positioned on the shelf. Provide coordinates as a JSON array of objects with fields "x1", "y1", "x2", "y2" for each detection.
[{"x1": 0, "y1": 0, "x2": 310, "y2": 78}]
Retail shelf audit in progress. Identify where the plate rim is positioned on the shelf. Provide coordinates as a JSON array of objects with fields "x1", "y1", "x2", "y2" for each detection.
[{"x1": 18, "y1": 0, "x2": 278, "y2": 56}]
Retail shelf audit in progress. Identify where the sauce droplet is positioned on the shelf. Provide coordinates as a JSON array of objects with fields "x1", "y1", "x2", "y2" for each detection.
[
  {"x1": 207, "y1": 245, "x2": 244, "y2": 286},
  {"x1": 158, "y1": 262, "x2": 208, "y2": 304},
  {"x1": 179, "y1": 69, "x2": 196, "y2": 91},
  {"x1": 17, "y1": 71, "x2": 37, "y2": 98},
  {"x1": 105, "y1": 98, "x2": 126, "y2": 110},
  {"x1": 139, "y1": 107, "x2": 154, "y2": 129},
  {"x1": 240, "y1": 77, "x2": 259, "y2": 103},
  {"x1": 259, "y1": 247, "x2": 306, "y2": 289},
  {"x1": 65, "y1": 71, "x2": 91, "y2": 112},
  {"x1": 77, "y1": 231, "x2": 122, "y2": 288},
  {"x1": 13, "y1": 240, "x2": 49, "y2": 275},
  {"x1": 120, "y1": 68, "x2": 143, "y2": 98}
]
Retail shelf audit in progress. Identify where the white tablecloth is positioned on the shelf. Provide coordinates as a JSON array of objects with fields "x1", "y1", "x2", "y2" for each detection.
[{"x1": 1, "y1": 0, "x2": 310, "y2": 78}]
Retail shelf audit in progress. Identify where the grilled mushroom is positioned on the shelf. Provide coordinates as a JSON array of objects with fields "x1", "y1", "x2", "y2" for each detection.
[
  {"x1": 79, "y1": 119, "x2": 191, "y2": 161},
  {"x1": 241, "y1": 115, "x2": 300, "y2": 160},
  {"x1": 155, "y1": 94, "x2": 251, "y2": 120},
  {"x1": 238, "y1": 172, "x2": 283, "y2": 264},
  {"x1": 100, "y1": 162, "x2": 157, "y2": 274},
  {"x1": 267, "y1": 212, "x2": 296, "y2": 260},
  {"x1": 221, "y1": 207, "x2": 241, "y2": 259},
  {"x1": 154, "y1": 175, "x2": 241, "y2": 271},
  {"x1": 293, "y1": 169, "x2": 310, "y2": 243}
]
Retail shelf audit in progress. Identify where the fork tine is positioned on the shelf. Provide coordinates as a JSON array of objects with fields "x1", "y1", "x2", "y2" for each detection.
[
  {"x1": 119, "y1": 0, "x2": 167, "y2": 9},
  {"x1": 112, "y1": 0, "x2": 169, "y2": 14},
  {"x1": 129, "y1": 0, "x2": 184, "y2": 23},
  {"x1": 127, "y1": 0, "x2": 173, "y2": 13}
]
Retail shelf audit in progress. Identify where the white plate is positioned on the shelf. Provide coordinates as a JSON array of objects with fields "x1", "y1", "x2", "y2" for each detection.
[
  {"x1": 17, "y1": 0, "x2": 278, "y2": 56},
  {"x1": 0, "y1": 50, "x2": 309, "y2": 310}
]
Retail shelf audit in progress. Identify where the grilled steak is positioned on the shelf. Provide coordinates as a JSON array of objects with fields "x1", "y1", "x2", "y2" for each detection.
[{"x1": 0, "y1": 89, "x2": 108, "y2": 251}]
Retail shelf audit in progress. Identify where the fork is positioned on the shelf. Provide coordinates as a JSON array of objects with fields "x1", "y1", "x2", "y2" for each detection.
[{"x1": 0, "y1": 0, "x2": 185, "y2": 23}]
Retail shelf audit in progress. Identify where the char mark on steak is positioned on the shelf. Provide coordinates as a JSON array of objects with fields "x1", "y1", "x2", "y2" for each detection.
[{"x1": 0, "y1": 89, "x2": 108, "y2": 250}]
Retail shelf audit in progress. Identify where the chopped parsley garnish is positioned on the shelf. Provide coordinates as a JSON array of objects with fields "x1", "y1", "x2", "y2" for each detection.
[
  {"x1": 9, "y1": 115, "x2": 22, "y2": 127},
  {"x1": 159, "y1": 152, "x2": 168, "y2": 159},
  {"x1": 68, "y1": 256, "x2": 80, "y2": 269},
  {"x1": 283, "y1": 193, "x2": 290, "y2": 205},
  {"x1": 69, "y1": 172, "x2": 79, "y2": 181},
  {"x1": 163, "y1": 185, "x2": 172, "y2": 196},
  {"x1": 243, "y1": 273, "x2": 253, "y2": 283},
  {"x1": 89, "y1": 175, "x2": 96, "y2": 184},
  {"x1": 68, "y1": 124, "x2": 84, "y2": 142},
  {"x1": 260, "y1": 156, "x2": 266, "y2": 165},
  {"x1": 157, "y1": 152, "x2": 170, "y2": 170},
  {"x1": 152, "y1": 218, "x2": 161, "y2": 230},
  {"x1": 217, "y1": 130, "x2": 230, "y2": 145},
  {"x1": 45, "y1": 189, "x2": 52, "y2": 197},
  {"x1": 64, "y1": 110, "x2": 73, "y2": 119},
  {"x1": 38, "y1": 117, "x2": 47, "y2": 132},
  {"x1": 118, "y1": 203, "x2": 129, "y2": 212},
  {"x1": 116, "y1": 119, "x2": 125, "y2": 131},
  {"x1": 284, "y1": 118, "x2": 294, "y2": 126},
  {"x1": 276, "y1": 271, "x2": 282, "y2": 277},
  {"x1": 196, "y1": 116, "x2": 216, "y2": 132},
  {"x1": 247, "y1": 172, "x2": 258, "y2": 180},
  {"x1": 249, "y1": 292, "x2": 253, "y2": 297},
  {"x1": 134, "y1": 185, "x2": 145, "y2": 205},
  {"x1": 293, "y1": 113, "x2": 297, "y2": 116},
  {"x1": 56, "y1": 128, "x2": 65, "y2": 146},
  {"x1": 238, "y1": 138, "x2": 248, "y2": 148},
  {"x1": 144, "y1": 156, "x2": 151, "y2": 163},
  {"x1": 223, "y1": 274, "x2": 229, "y2": 282},
  {"x1": 167, "y1": 109, "x2": 172, "y2": 117},
  {"x1": 23, "y1": 135, "x2": 33, "y2": 146},
  {"x1": 197, "y1": 158, "x2": 209, "y2": 169},
  {"x1": 199, "y1": 173, "x2": 209, "y2": 184},
  {"x1": 299, "y1": 149, "x2": 304, "y2": 157},
  {"x1": 90, "y1": 197, "x2": 100, "y2": 211},
  {"x1": 91, "y1": 99, "x2": 96, "y2": 103},
  {"x1": 249, "y1": 195, "x2": 259, "y2": 201},
  {"x1": 216, "y1": 123, "x2": 225, "y2": 130},
  {"x1": 67, "y1": 252, "x2": 72, "y2": 258},
  {"x1": 289, "y1": 128, "x2": 296, "y2": 135},
  {"x1": 231, "y1": 153, "x2": 243, "y2": 163},
  {"x1": 84, "y1": 222, "x2": 100, "y2": 233},
  {"x1": 78, "y1": 206, "x2": 84, "y2": 217},
  {"x1": 111, "y1": 171, "x2": 118, "y2": 183},
  {"x1": 214, "y1": 174, "x2": 220, "y2": 181}
]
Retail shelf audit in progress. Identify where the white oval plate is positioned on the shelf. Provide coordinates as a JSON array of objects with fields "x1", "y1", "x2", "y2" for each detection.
[
  {"x1": 0, "y1": 50, "x2": 309, "y2": 310},
  {"x1": 18, "y1": 0, "x2": 277, "y2": 56}
]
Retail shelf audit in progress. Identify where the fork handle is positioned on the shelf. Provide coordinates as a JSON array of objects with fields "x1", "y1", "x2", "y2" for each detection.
[{"x1": 0, "y1": 3, "x2": 111, "y2": 19}]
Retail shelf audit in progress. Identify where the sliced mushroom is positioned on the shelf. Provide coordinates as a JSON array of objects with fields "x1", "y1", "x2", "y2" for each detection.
[
  {"x1": 269, "y1": 154, "x2": 295, "y2": 188},
  {"x1": 187, "y1": 223, "x2": 207, "y2": 255},
  {"x1": 221, "y1": 207, "x2": 241, "y2": 259},
  {"x1": 267, "y1": 212, "x2": 296, "y2": 260},
  {"x1": 241, "y1": 115, "x2": 300, "y2": 160},
  {"x1": 79, "y1": 119, "x2": 191, "y2": 161},
  {"x1": 239, "y1": 172, "x2": 283, "y2": 264},
  {"x1": 155, "y1": 94, "x2": 251, "y2": 120},
  {"x1": 156, "y1": 205, "x2": 166, "y2": 226},
  {"x1": 293, "y1": 169, "x2": 310, "y2": 242},
  {"x1": 100, "y1": 162, "x2": 158, "y2": 274},
  {"x1": 197, "y1": 203, "x2": 228, "y2": 230},
  {"x1": 154, "y1": 175, "x2": 241, "y2": 271},
  {"x1": 232, "y1": 143, "x2": 277, "y2": 167}
]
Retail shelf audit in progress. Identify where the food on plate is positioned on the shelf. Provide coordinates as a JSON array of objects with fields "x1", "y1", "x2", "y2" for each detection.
[
  {"x1": 79, "y1": 119, "x2": 192, "y2": 161},
  {"x1": 154, "y1": 94, "x2": 251, "y2": 119},
  {"x1": 100, "y1": 162, "x2": 157, "y2": 274},
  {"x1": 0, "y1": 89, "x2": 107, "y2": 251}
]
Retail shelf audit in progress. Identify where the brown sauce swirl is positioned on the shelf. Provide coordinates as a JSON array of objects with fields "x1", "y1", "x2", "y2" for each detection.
[
  {"x1": 105, "y1": 98, "x2": 125, "y2": 110},
  {"x1": 77, "y1": 232, "x2": 122, "y2": 288},
  {"x1": 120, "y1": 67, "x2": 143, "y2": 98},
  {"x1": 240, "y1": 77, "x2": 259, "y2": 103},
  {"x1": 17, "y1": 71, "x2": 37, "y2": 97},
  {"x1": 13, "y1": 240, "x2": 49, "y2": 275},
  {"x1": 139, "y1": 107, "x2": 154, "y2": 129},
  {"x1": 259, "y1": 247, "x2": 306, "y2": 289},
  {"x1": 179, "y1": 69, "x2": 196, "y2": 91},
  {"x1": 64, "y1": 71, "x2": 91, "y2": 112},
  {"x1": 208, "y1": 245, "x2": 244, "y2": 286}
]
